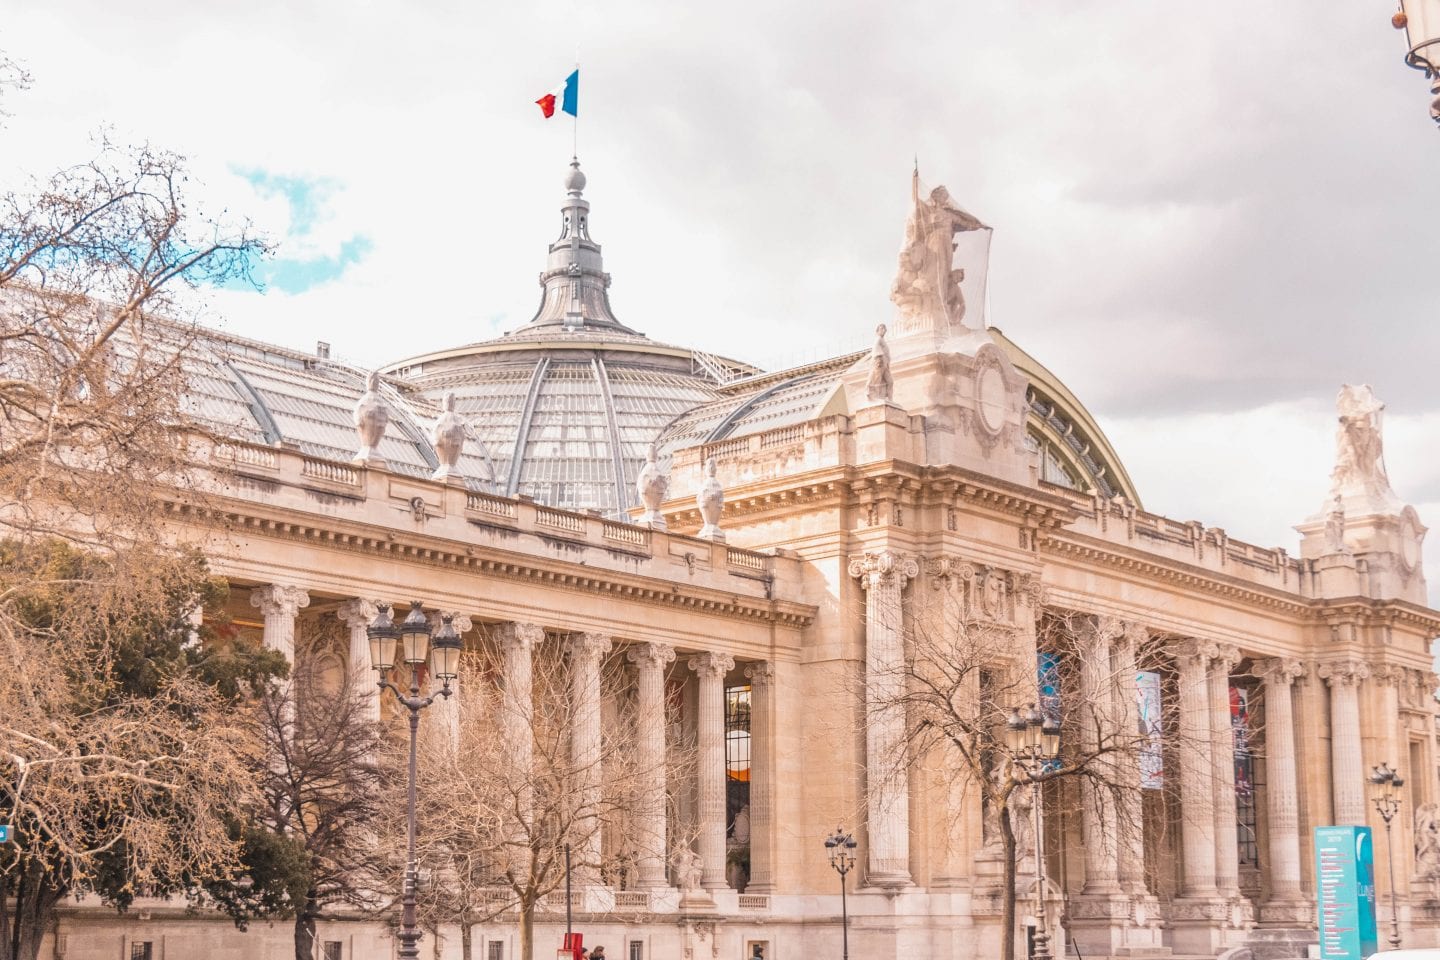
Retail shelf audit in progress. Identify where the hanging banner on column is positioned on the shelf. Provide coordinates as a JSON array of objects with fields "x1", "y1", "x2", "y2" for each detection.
[
  {"x1": 1314, "y1": 825, "x2": 1377, "y2": 960},
  {"x1": 1135, "y1": 670, "x2": 1164, "y2": 789}
]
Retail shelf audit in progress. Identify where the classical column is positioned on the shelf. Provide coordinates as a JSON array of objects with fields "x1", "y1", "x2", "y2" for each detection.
[
  {"x1": 1209, "y1": 643, "x2": 1242, "y2": 900},
  {"x1": 1258, "y1": 658, "x2": 1307, "y2": 921},
  {"x1": 745, "y1": 661, "x2": 776, "y2": 893},
  {"x1": 249, "y1": 584, "x2": 310, "y2": 661},
  {"x1": 628, "y1": 641, "x2": 676, "y2": 888},
  {"x1": 495, "y1": 622, "x2": 543, "y2": 835},
  {"x1": 848, "y1": 550, "x2": 919, "y2": 887},
  {"x1": 568, "y1": 632, "x2": 612, "y2": 884},
  {"x1": 1113, "y1": 622, "x2": 1148, "y2": 896},
  {"x1": 1175, "y1": 640, "x2": 1219, "y2": 898},
  {"x1": 690, "y1": 651, "x2": 735, "y2": 890},
  {"x1": 1078, "y1": 616, "x2": 1122, "y2": 895},
  {"x1": 1319, "y1": 659, "x2": 1370, "y2": 827},
  {"x1": 337, "y1": 599, "x2": 380, "y2": 722}
]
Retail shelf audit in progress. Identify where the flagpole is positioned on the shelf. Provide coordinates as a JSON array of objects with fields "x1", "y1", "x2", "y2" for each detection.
[{"x1": 573, "y1": 53, "x2": 579, "y2": 161}]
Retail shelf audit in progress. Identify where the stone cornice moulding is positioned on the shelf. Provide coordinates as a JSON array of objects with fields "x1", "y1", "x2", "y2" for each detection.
[{"x1": 162, "y1": 500, "x2": 816, "y2": 630}]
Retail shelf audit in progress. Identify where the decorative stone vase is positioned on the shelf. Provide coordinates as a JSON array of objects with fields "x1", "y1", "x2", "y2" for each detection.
[
  {"x1": 430, "y1": 391, "x2": 467, "y2": 482},
  {"x1": 636, "y1": 444, "x2": 669, "y2": 530},
  {"x1": 353, "y1": 371, "x2": 390, "y2": 466},
  {"x1": 696, "y1": 458, "x2": 725, "y2": 541}
]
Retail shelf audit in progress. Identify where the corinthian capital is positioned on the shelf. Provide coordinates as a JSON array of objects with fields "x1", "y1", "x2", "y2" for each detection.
[
  {"x1": 1318, "y1": 658, "x2": 1370, "y2": 687},
  {"x1": 494, "y1": 621, "x2": 544, "y2": 653},
  {"x1": 689, "y1": 651, "x2": 735, "y2": 680},
  {"x1": 250, "y1": 584, "x2": 311, "y2": 619},
  {"x1": 567, "y1": 631, "x2": 613, "y2": 662},
  {"x1": 848, "y1": 550, "x2": 919, "y2": 589},
  {"x1": 1211, "y1": 643, "x2": 1242, "y2": 672},
  {"x1": 1256, "y1": 657, "x2": 1306, "y2": 685},
  {"x1": 1171, "y1": 638, "x2": 1218, "y2": 670},
  {"x1": 336, "y1": 598, "x2": 379, "y2": 629},
  {"x1": 627, "y1": 641, "x2": 676, "y2": 671}
]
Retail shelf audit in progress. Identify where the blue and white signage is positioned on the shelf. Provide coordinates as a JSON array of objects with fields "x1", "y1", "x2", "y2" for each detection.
[{"x1": 1315, "y1": 825, "x2": 1377, "y2": 959}]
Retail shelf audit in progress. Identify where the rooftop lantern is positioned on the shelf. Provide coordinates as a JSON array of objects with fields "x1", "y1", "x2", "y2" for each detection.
[{"x1": 1396, "y1": 1, "x2": 1440, "y2": 126}]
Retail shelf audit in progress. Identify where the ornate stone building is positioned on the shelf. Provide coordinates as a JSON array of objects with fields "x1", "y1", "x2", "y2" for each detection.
[{"x1": 55, "y1": 164, "x2": 1440, "y2": 960}]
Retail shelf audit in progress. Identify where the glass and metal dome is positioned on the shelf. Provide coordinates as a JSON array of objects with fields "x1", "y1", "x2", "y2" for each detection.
[{"x1": 384, "y1": 162, "x2": 757, "y2": 515}]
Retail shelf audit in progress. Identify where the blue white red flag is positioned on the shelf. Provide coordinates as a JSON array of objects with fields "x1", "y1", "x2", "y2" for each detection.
[{"x1": 536, "y1": 70, "x2": 579, "y2": 119}]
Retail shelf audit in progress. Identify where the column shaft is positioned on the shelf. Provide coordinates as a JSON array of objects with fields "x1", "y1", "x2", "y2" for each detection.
[
  {"x1": 337, "y1": 599, "x2": 380, "y2": 723},
  {"x1": 1259, "y1": 659, "x2": 1305, "y2": 912},
  {"x1": 629, "y1": 642, "x2": 676, "y2": 888},
  {"x1": 690, "y1": 652, "x2": 735, "y2": 890},
  {"x1": 1113, "y1": 624, "x2": 1148, "y2": 895},
  {"x1": 496, "y1": 622, "x2": 543, "y2": 859},
  {"x1": 568, "y1": 633, "x2": 611, "y2": 884},
  {"x1": 1321, "y1": 660, "x2": 1370, "y2": 827},
  {"x1": 1079, "y1": 618, "x2": 1121, "y2": 895},
  {"x1": 745, "y1": 662, "x2": 776, "y2": 893},
  {"x1": 1210, "y1": 645, "x2": 1241, "y2": 899},
  {"x1": 1176, "y1": 642, "x2": 1218, "y2": 897},
  {"x1": 849, "y1": 551, "x2": 918, "y2": 887}
]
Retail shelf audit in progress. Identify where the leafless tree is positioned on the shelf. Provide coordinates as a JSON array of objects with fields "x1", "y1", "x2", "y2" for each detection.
[
  {"x1": 871, "y1": 584, "x2": 1185, "y2": 960},
  {"x1": 410, "y1": 636, "x2": 696, "y2": 960}
]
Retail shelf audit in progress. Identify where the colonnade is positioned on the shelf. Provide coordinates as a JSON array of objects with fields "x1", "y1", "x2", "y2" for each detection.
[{"x1": 248, "y1": 583, "x2": 771, "y2": 894}]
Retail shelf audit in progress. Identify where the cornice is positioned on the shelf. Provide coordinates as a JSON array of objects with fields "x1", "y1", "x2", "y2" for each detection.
[{"x1": 161, "y1": 499, "x2": 816, "y2": 630}]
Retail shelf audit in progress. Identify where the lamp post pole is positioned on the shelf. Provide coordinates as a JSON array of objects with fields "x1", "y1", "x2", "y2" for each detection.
[
  {"x1": 367, "y1": 602, "x2": 463, "y2": 960},
  {"x1": 1007, "y1": 703, "x2": 1062, "y2": 960},
  {"x1": 824, "y1": 826, "x2": 857, "y2": 960},
  {"x1": 1369, "y1": 762, "x2": 1405, "y2": 951}
]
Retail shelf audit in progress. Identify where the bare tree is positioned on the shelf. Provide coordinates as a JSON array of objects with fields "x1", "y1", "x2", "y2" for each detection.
[
  {"x1": 872, "y1": 585, "x2": 1177, "y2": 960},
  {"x1": 208, "y1": 627, "x2": 397, "y2": 960},
  {"x1": 411, "y1": 636, "x2": 696, "y2": 960}
]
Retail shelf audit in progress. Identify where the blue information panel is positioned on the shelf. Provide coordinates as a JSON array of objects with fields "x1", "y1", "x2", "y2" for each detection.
[
  {"x1": 0, "y1": 825, "x2": 8, "y2": 842},
  {"x1": 1315, "y1": 826, "x2": 1378, "y2": 959}
]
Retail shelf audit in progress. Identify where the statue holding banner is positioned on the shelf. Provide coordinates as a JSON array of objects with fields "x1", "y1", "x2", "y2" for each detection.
[{"x1": 891, "y1": 169, "x2": 989, "y2": 329}]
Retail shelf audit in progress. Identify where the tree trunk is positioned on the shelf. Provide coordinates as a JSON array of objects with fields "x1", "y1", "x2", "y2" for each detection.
[
  {"x1": 461, "y1": 921, "x2": 473, "y2": 960},
  {"x1": 0, "y1": 862, "x2": 61, "y2": 960},
  {"x1": 519, "y1": 901, "x2": 535, "y2": 960},
  {"x1": 294, "y1": 895, "x2": 318, "y2": 960},
  {"x1": 1001, "y1": 806, "x2": 1018, "y2": 960}
]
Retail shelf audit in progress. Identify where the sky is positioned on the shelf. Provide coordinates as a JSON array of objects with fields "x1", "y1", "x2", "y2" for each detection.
[{"x1": 2, "y1": 2, "x2": 1438, "y2": 603}]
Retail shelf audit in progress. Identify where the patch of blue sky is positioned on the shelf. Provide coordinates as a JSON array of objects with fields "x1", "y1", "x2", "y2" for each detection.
[{"x1": 235, "y1": 167, "x2": 335, "y2": 237}]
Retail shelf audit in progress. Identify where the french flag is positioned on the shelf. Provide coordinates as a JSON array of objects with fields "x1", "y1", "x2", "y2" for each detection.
[{"x1": 536, "y1": 70, "x2": 579, "y2": 119}]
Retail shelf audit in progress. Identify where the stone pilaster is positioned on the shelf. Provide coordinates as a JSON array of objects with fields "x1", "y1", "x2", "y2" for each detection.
[
  {"x1": 249, "y1": 584, "x2": 310, "y2": 661},
  {"x1": 690, "y1": 651, "x2": 735, "y2": 891},
  {"x1": 1175, "y1": 640, "x2": 1219, "y2": 897},
  {"x1": 628, "y1": 641, "x2": 676, "y2": 889},
  {"x1": 745, "y1": 661, "x2": 776, "y2": 893},
  {"x1": 1209, "y1": 643, "x2": 1242, "y2": 901},
  {"x1": 336, "y1": 599, "x2": 380, "y2": 722},
  {"x1": 1257, "y1": 658, "x2": 1309, "y2": 923},
  {"x1": 1319, "y1": 658, "x2": 1370, "y2": 827},
  {"x1": 1077, "y1": 616, "x2": 1122, "y2": 894},
  {"x1": 567, "y1": 632, "x2": 611, "y2": 884},
  {"x1": 849, "y1": 550, "x2": 919, "y2": 887}
]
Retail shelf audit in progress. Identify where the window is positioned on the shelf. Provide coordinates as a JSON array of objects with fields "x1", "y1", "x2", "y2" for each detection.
[
  {"x1": 322, "y1": 943, "x2": 342, "y2": 960},
  {"x1": 129, "y1": 945, "x2": 153, "y2": 960},
  {"x1": 629, "y1": 942, "x2": 644, "y2": 960},
  {"x1": 725, "y1": 685, "x2": 752, "y2": 839},
  {"x1": 487, "y1": 941, "x2": 505, "y2": 960}
]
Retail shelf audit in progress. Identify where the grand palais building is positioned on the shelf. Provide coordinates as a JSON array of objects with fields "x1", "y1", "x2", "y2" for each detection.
[{"x1": 55, "y1": 162, "x2": 1440, "y2": 960}]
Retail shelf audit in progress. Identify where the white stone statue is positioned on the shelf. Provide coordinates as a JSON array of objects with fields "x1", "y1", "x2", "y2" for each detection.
[
  {"x1": 1010, "y1": 776, "x2": 1035, "y2": 859},
  {"x1": 353, "y1": 371, "x2": 390, "y2": 466},
  {"x1": 1331, "y1": 384, "x2": 1392, "y2": 501},
  {"x1": 673, "y1": 848, "x2": 703, "y2": 893},
  {"x1": 1417, "y1": 802, "x2": 1440, "y2": 880},
  {"x1": 696, "y1": 458, "x2": 725, "y2": 541},
  {"x1": 1323, "y1": 494, "x2": 1350, "y2": 555},
  {"x1": 636, "y1": 443, "x2": 669, "y2": 530},
  {"x1": 430, "y1": 391, "x2": 467, "y2": 482},
  {"x1": 891, "y1": 169, "x2": 988, "y2": 328},
  {"x1": 865, "y1": 323, "x2": 893, "y2": 403}
]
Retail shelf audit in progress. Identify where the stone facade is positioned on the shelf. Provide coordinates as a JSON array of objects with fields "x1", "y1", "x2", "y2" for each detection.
[{"x1": 49, "y1": 169, "x2": 1440, "y2": 960}]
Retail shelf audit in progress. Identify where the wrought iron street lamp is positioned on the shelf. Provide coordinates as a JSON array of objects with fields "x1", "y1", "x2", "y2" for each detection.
[
  {"x1": 368, "y1": 602, "x2": 462, "y2": 959},
  {"x1": 1395, "y1": 0, "x2": 1440, "y2": 125},
  {"x1": 824, "y1": 826, "x2": 858, "y2": 960},
  {"x1": 1369, "y1": 762, "x2": 1406, "y2": 950},
  {"x1": 1007, "y1": 703, "x2": 1062, "y2": 960}
]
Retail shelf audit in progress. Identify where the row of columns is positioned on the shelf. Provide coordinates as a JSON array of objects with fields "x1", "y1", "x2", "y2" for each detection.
[{"x1": 248, "y1": 582, "x2": 767, "y2": 893}]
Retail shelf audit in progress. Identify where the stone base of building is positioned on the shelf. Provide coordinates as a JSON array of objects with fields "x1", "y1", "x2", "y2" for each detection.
[
  {"x1": 1257, "y1": 897, "x2": 1313, "y2": 925},
  {"x1": 1068, "y1": 894, "x2": 1166, "y2": 956}
]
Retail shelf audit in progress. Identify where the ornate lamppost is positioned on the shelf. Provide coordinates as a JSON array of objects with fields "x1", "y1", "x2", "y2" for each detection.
[
  {"x1": 1394, "y1": 0, "x2": 1440, "y2": 125},
  {"x1": 367, "y1": 602, "x2": 462, "y2": 960},
  {"x1": 1369, "y1": 762, "x2": 1406, "y2": 950},
  {"x1": 1007, "y1": 703, "x2": 1062, "y2": 960},
  {"x1": 824, "y1": 826, "x2": 857, "y2": 960}
]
